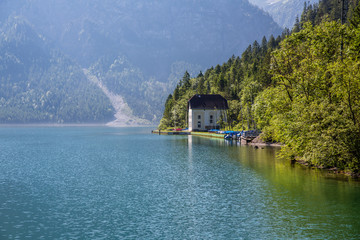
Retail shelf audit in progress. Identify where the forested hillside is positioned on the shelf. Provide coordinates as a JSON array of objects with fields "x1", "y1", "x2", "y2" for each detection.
[
  {"x1": 0, "y1": 0, "x2": 282, "y2": 124},
  {"x1": 0, "y1": 18, "x2": 114, "y2": 123},
  {"x1": 160, "y1": 0, "x2": 360, "y2": 173}
]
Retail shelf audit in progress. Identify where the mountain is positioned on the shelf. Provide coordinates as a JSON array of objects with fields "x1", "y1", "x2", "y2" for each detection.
[
  {"x1": 249, "y1": 0, "x2": 319, "y2": 28},
  {"x1": 0, "y1": 0, "x2": 283, "y2": 124},
  {"x1": 0, "y1": 17, "x2": 114, "y2": 123}
]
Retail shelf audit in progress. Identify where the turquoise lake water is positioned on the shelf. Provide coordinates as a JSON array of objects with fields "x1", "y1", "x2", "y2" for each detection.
[{"x1": 1, "y1": 127, "x2": 360, "y2": 239}]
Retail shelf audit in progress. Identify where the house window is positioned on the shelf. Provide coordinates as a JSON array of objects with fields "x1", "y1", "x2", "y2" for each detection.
[
  {"x1": 210, "y1": 115, "x2": 213, "y2": 124},
  {"x1": 197, "y1": 121, "x2": 201, "y2": 128},
  {"x1": 198, "y1": 115, "x2": 201, "y2": 120}
]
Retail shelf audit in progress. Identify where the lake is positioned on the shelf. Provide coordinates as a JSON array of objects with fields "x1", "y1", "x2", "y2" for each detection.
[{"x1": 1, "y1": 127, "x2": 359, "y2": 239}]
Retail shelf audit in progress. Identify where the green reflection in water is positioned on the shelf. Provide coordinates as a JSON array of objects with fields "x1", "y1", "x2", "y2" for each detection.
[{"x1": 188, "y1": 135, "x2": 360, "y2": 239}]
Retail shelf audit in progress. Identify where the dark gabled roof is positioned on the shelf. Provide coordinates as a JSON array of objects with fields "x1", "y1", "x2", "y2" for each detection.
[{"x1": 188, "y1": 94, "x2": 229, "y2": 110}]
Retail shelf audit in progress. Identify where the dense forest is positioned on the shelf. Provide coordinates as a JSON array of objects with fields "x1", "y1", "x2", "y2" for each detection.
[{"x1": 159, "y1": 0, "x2": 360, "y2": 173}]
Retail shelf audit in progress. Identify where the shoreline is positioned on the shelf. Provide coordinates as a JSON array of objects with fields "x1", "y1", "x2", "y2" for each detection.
[
  {"x1": 247, "y1": 141, "x2": 283, "y2": 148},
  {"x1": 295, "y1": 159, "x2": 360, "y2": 179},
  {"x1": 153, "y1": 130, "x2": 282, "y2": 147},
  {"x1": 154, "y1": 130, "x2": 359, "y2": 179}
]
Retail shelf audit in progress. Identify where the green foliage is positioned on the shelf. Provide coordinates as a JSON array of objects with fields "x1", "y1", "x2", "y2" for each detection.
[
  {"x1": 159, "y1": 1, "x2": 360, "y2": 173},
  {"x1": 350, "y1": 1, "x2": 360, "y2": 27},
  {"x1": 267, "y1": 19, "x2": 360, "y2": 171},
  {"x1": 300, "y1": 0, "x2": 360, "y2": 26},
  {"x1": 158, "y1": 34, "x2": 282, "y2": 130}
]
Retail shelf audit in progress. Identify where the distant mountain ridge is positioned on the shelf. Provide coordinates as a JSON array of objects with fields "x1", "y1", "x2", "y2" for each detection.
[{"x1": 0, "y1": 0, "x2": 283, "y2": 124}]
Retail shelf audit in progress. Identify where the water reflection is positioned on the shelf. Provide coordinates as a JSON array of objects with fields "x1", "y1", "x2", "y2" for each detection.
[
  {"x1": 187, "y1": 135, "x2": 360, "y2": 239},
  {"x1": 1, "y1": 128, "x2": 359, "y2": 239}
]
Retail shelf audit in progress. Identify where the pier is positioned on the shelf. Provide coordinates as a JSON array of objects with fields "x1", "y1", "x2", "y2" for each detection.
[
  {"x1": 151, "y1": 129, "x2": 282, "y2": 147},
  {"x1": 152, "y1": 130, "x2": 259, "y2": 141}
]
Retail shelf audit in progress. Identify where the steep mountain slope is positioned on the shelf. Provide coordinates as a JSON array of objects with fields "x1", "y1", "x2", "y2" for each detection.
[
  {"x1": 15, "y1": 0, "x2": 282, "y2": 72},
  {"x1": 83, "y1": 69, "x2": 151, "y2": 126},
  {"x1": 0, "y1": 18, "x2": 114, "y2": 123},
  {"x1": 0, "y1": 0, "x2": 283, "y2": 124},
  {"x1": 249, "y1": 0, "x2": 319, "y2": 28}
]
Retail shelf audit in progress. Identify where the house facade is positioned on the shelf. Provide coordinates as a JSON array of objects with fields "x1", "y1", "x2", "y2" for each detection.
[{"x1": 188, "y1": 94, "x2": 229, "y2": 131}]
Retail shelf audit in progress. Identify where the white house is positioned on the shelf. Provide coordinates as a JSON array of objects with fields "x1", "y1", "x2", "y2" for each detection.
[{"x1": 188, "y1": 94, "x2": 228, "y2": 131}]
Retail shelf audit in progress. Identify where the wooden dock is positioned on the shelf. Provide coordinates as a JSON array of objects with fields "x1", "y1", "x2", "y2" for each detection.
[{"x1": 152, "y1": 129, "x2": 259, "y2": 142}]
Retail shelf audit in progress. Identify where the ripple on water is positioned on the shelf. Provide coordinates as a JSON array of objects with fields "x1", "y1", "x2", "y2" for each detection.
[{"x1": 1, "y1": 127, "x2": 360, "y2": 239}]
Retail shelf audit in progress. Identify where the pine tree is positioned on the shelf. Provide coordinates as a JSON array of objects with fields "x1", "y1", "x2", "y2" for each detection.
[
  {"x1": 292, "y1": 16, "x2": 301, "y2": 32},
  {"x1": 261, "y1": 36, "x2": 268, "y2": 54},
  {"x1": 182, "y1": 71, "x2": 191, "y2": 89},
  {"x1": 267, "y1": 35, "x2": 276, "y2": 49},
  {"x1": 350, "y1": 2, "x2": 360, "y2": 28}
]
